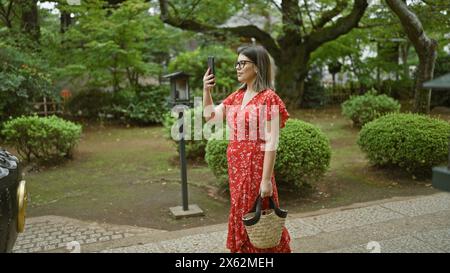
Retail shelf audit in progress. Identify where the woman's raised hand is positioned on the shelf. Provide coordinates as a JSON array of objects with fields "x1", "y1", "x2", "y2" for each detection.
[{"x1": 203, "y1": 67, "x2": 216, "y2": 92}]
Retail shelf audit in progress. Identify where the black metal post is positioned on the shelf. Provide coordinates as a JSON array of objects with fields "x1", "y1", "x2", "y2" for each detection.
[
  {"x1": 448, "y1": 135, "x2": 450, "y2": 170},
  {"x1": 179, "y1": 111, "x2": 189, "y2": 211}
]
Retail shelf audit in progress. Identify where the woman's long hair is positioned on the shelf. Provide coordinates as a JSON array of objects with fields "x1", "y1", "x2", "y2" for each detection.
[{"x1": 237, "y1": 45, "x2": 275, "y2": 92}]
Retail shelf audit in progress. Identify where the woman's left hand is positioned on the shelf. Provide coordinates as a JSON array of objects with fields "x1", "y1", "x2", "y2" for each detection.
[{"x1": 260, "y1": 179, "x2": 273, "y2": 198}]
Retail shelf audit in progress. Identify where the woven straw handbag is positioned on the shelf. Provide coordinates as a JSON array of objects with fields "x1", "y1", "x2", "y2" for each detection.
[{"x1": 242, "y1": 196, "x2": 288, "y2": 249}]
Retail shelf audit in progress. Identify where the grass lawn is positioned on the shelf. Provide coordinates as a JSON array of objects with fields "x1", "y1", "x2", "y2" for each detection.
[{"x1": 3, "y1": 105, "x2": 448, "y2": 231}]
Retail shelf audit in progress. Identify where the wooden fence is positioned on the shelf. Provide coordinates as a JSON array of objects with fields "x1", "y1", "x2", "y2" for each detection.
[{"x1": 34, "y1": 97, "x2": 63, "y2": 116}]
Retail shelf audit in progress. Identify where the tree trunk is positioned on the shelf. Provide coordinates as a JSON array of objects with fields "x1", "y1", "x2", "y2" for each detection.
[
  {"x1": 273, "y1": 42, "x2": 309, "y2": 108},
  {"x1": 276, "y1": 65, "x2": 307, "y2": 109},
  {"x1": 414, "y1": 43, "x2": 438, "y2": 113},
  {"x1": 60, "y1": 11, "x2": 72, "y2": 34},
  {"x1": 20, "y1": 0, "x2": 40, "y2": 43},
  {"x1": 385, "y1": 0, "x2": 438, "y2": 114},
  {"x1": 400, "y1": 42, "x2": 410, "y2": 79},
  {"x1": 332, "y1": 74, "x2": 336, "y2": 91},
  {"x1": 5, "y1": 18, "x2": 12, "y2": 28}
]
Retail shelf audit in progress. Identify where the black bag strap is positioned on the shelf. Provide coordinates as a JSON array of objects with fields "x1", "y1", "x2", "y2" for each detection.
[{"x1": 243, "y1": 196, "x2": 288, "y2": 226}]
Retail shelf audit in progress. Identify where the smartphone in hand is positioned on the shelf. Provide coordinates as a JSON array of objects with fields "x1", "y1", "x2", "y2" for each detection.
[{"x1": 208, "y1": 56, "x2": 215, "y2": 77}]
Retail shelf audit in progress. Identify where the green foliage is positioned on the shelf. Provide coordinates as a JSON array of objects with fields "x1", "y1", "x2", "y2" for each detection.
[
  {"x1": 407, "y1": 0, "x2": 450, "y2": 52},
  {"x1": 66, "y1": 89, "x2": 117, "y2": 119},
  {"x1": 168, "y1": 45, "x2": 239, "y2": 101},
  {"x1": 0, "y1": 42, "x2": 55, "y2": 122},
  {"x1": 378, "y1": 78, "x2": 413, "y2": 100},
  {"x1": 357, "y1": 113, "x2": 450, "y2": 175},
  {"x1": 342, "y1": 89, "x2": 401, "y2": 127},
  {"x1": 310, "y1": 23, "x2": 375, "y2": 88},
  {"x1": 51, "y1": 0, "x2": 180, "y2": 91},
  {"x1": 204, "y1": 119, "x2": 332, "y2": 190},
  {"x1": 166, "y1": 0, "x2": 242, "y2": 26},
  {"x1": 1, "y1": 115, "x2": 82, "y2": 163},
  {"x1": 67, "y1": 85, "x2": 169, "y2": 124},
  {"x1": 309, "y1": 1, "x2": 450, "y2": 92},
  {"x1": 124, "y1": 85, "x2": 170, "y2": 124}
]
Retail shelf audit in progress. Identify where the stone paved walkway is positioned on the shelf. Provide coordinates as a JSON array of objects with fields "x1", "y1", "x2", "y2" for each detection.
[
  {"x1": 13, "y1": 192, "x2": 450, "y2": 253},
  {"x1": 13, "y1": 216, "x2": 165, "y2": 253}
]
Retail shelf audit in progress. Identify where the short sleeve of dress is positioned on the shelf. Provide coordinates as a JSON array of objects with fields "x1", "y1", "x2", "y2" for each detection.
[
  {"x1": 221, "y1": 90, "x2": 239, "y2": 106},
  {"x1": 265, "y1": 91, "x2": 290, "y2": 128}
]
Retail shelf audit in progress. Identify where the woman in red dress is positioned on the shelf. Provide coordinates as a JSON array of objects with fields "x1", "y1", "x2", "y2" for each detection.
[{"x1": 203, "y1": 45, "x2": 291, "y2": 253}]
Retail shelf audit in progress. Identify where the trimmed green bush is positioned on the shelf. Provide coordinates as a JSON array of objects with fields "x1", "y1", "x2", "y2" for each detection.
[
  {"x1": 205, "y1": 139, "x2": 229, "y2": 187},
  {"x1": 275, "y1": 119, "x2": 331, "y2": 188},
  {"x1": 1, "y1": 115, "x2": 82, "y2": 163},
  {"x1": 204, "y1": 119, "x2": 332, "y2": 190},
  {"x1": 341, "y1": 89, "x2": 401, "y2": 127},
  {"x1": 357, "y1": 113, "x2": 450, "y2": 174}
]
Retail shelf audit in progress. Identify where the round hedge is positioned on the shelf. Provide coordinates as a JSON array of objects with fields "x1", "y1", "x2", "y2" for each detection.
[
  {"x1": 205, "y1": 139, "x2": 229, "y2": 187},
  {"x1": 357, "y1": 113, "x2": 450, "y2": 173},
  {"x1": 204, "y1": 119, "x2": 332, "y2": 190},
  {"x1": 1, "y1": 115, "x2": 82, "y2": 163},
  {"x1": 342, "y1": 89, "x2": 401, "y2": 127},
  {"x1": 275, "y1": 119, "x2": 331, "y2": 188}
]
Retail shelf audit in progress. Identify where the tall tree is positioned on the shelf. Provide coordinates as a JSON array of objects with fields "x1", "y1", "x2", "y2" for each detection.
[
  {"x1": 54, "y1": 0, "x2": 181, "y2": 91},
  {"x1": 385, "y1": 0, "x2": 438, "y2": 114},
  {"x1": 158, "y1": 0, "x2": 369, "y2": 107}
]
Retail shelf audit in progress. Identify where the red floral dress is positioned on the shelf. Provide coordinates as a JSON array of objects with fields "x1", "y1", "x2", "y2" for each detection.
[{"x1": 221, "y1": 88, "x2": 291, "y2": 253}]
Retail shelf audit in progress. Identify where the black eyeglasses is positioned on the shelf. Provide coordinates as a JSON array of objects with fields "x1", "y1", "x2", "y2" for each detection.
[{"x1": 235, "y1": 60, "x2": 254, "y2": 70}]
